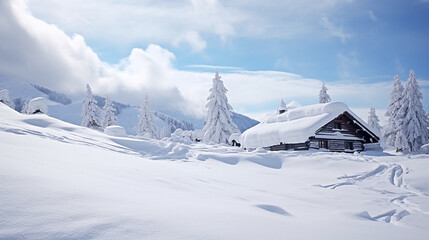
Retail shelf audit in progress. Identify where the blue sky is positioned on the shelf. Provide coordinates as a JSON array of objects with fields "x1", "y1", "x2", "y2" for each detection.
[
  {"x1": 67, "y1": 0, "x2": 429, "y2": 83},
  {"x1": 1, "y1": 0, "x2": 428, "y2": 121}
]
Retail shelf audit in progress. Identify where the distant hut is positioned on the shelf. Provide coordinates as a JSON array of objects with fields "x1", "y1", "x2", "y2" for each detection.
[{"x1": 25, "y1": 97, "x2": 48, "y2": 114}]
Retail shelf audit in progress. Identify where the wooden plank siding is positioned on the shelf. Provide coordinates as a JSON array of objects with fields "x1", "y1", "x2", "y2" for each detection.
[
  {"x1": 269, "y1": 142, "x2": 309, "y2": 151},
  {"x1": 315, "y1": 114, "x2": 365, "y2": 139},
  {"x1": 266, "y1": 113, "x2": 375, "y2": 152}
]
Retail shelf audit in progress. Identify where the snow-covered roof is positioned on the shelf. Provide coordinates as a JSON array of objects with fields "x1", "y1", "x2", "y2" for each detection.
[
  {"x1": 27, "y1": 97, "x2": 48, "y2": 114},
  {"x1": 240, "y1": 102, "x2": 379, "y2": 149}
]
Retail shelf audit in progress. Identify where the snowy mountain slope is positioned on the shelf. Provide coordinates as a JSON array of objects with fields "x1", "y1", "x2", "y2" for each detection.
[
  {"x1": 50, "y1": 101, "x2": 195, "y2": 136},
  {"x1": 231, "y1": 111, "x2": 259, "y2": 133},
  {"x1": 1, "y1": 103, "x2": 429, "y2": 239},
  {"x1": 0, "y1": 78, "x2": 194, "y2": 133},
  {"x1": 0, "y1": 78, "x2": 49, "y2": 105},
  {"x1": 1, "y1": 78, "x2": 258, "y2": 135}
]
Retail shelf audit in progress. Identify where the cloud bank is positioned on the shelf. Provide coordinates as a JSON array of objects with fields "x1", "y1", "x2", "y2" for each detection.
[{"x1": 0, "y1": 0, "x2": 421, "y2": 122}]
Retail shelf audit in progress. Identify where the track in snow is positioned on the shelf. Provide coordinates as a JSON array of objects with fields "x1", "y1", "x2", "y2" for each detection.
[
  {"x1": 318, "y1": 164, "x2": 388, "y2": 189},
  {"x1": 318, "y1": 160, "x2": 428, "y2": 224}
]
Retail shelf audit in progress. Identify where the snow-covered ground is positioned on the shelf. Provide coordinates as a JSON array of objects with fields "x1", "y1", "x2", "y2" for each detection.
[{"x1": 1, "y1": 103, "x2": 428, "y2": 239}]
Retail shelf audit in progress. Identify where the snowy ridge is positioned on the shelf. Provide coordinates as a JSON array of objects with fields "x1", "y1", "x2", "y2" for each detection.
[
  {"x1": 153, "y1": 111, "x2": 194, "y2": 131},
  {"x1": 241, "y1": 102, "x2": 379, "y2": 148},
  {"x1": 231, "y1": 111, "x2": 259, "y2": 133},
  {"x1": 33, "y1": 84, "x2": 72, "y2": 105}
]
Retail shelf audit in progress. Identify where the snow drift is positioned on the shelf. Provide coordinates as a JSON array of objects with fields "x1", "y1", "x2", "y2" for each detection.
[{"x1": 104, "y1": 125, "x2": 127, "y2": 137}]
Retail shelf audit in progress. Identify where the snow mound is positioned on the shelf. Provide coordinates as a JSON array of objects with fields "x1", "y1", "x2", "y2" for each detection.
[
  {"x1": 27, "y1": 97, "x2": 48, "y2": 114},
  {"x1": 420, "y1": 143, "x2": 429, "y2": 154},
  {"x1": 241, "y1": 102, "x2": 378, "y2": 149},
  {"x1": 104, "y1": 125, "x2": 127, "y2": 137},
  {"x1": 169, "y1": 129, "x2": 194, "y2": 144}
]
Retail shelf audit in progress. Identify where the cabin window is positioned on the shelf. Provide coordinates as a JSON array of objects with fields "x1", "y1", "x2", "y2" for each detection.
[
  {"x1": 319, "y1": 140, "x2": 329, "y2": 149},
  {"x1": 333, "y1": 122, "x2": 342, "y2": 129},
  {"x1": 345, "y1": 142, "x2": 353, "y2": 150}
]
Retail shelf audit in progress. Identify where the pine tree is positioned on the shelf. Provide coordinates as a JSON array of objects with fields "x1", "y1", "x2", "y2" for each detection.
[
  {"x1": 21, "y1": 101, "x2": 28, "y2": 114},
  {"x1": 102, "y1": 97, "x2": 117, "y2": 129},
  {"x1": 383, "y1": 75, "x2": 404, "y2": 149},
  {"x1": 202, "y1": 70, "x2": 239, "y2": 144},
  {"x1": 319, "y1": 82, "x2": 331, "y2": 103},
  {"x1": 135, "y1": 95, "x2": 157, "y2": 139},
  {"x1": 368, "y1": 107, "x2": 382, "y2": 133},
  {"x1": 81, "y1": 84, "x2": 102, "y2": 129},
  {"x1": 0, "y1": 89, "x2": 15, "y2": 109},
  {"x1": 280, "y1": 99, "x2": 286, "y2": 109},
  {"x1": 278, "y1": 99, "x2": 287, "y2": 114},
  {"x1": 397, "y1": 70, "x2": 429, "y2": 152}
]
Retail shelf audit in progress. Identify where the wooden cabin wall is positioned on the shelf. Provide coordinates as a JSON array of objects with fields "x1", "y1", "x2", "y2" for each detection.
[
  {"x1": 269, "y1": 142, "x2": 309, "y2": 151},
  {"x1": 309, "y1": 138, "x2": 363, "y2": 152}
]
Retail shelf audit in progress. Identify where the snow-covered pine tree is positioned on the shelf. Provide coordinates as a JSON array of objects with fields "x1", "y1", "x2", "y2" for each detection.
[
  {"x1": 319, "y1": 82, "x2": 331, "y2": 103},
  {"x1": 397, "y1": 70, "x2": 429, "y2": 152},
  {"x1": 202, "y1": 70, "x2": 239, "y2": 144},
  {"x1": 280, "y1": 99, "x2": 286, "y2": 109},
  {"x1": 278, "y1": 99, "x2": 287, "y2": 114},
  {"x1": 21, "y1": 101, "x2": 28, "y2": 114},
  {"x1": 368, "y1": 107, "x2": 382, "y2": 133},
  {"x1": 383, "y1": 75, "x2": 404, "y2": 149},
  {"x1": 135, "y1": 95, "x2": 158, "y2": 139},
  {"x1": 102, "y1": 97, "x2": 117, "y2": 129},
  {"x1": 81, "y1": 84, "x2": 102, "y2": 129},
  {"x1": 0, "y1": 89, "x2": 15, "y2": 109}
]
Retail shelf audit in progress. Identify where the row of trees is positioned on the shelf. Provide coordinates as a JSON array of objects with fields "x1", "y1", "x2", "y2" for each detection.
[
  {"x1": 82, "y1": 70, "x2": 240, "y2": 144},
  {"x1": 81, "y1": 84, "x2": 157, "y2": 138}
]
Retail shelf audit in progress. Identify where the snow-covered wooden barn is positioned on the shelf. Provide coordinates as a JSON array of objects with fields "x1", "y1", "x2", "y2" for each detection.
[{"x1": 240, "y1": 102, "x2": 380, "y2": 152}]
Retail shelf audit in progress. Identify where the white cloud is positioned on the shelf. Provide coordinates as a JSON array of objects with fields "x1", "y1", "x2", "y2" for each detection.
[
  {"x1": 0, "y1": 0, "x2": 99, "y2": 94},
  {"x1": 367, "y1": 10, "x2": 377, "y2": 22},
  {"x1": 0, "y1": 0, "x2": 411, "y2": 123},
  {"x1": 173, "y1": 31, "x2": 207, "y2": 52},
  {"x1": 24, "y1": 0, "x2": 355, "y2": 50},
  {"x1": 321, "y1": 16, "x2": 351, "y2": 43},
  {"x1": 187, "y1": 65, "x2": 243, "y2": 70}
]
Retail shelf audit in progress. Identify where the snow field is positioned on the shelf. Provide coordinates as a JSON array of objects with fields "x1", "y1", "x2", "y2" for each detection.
[{"x1": 1, "y1": 103, "x2": 429, "y2": 239}]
